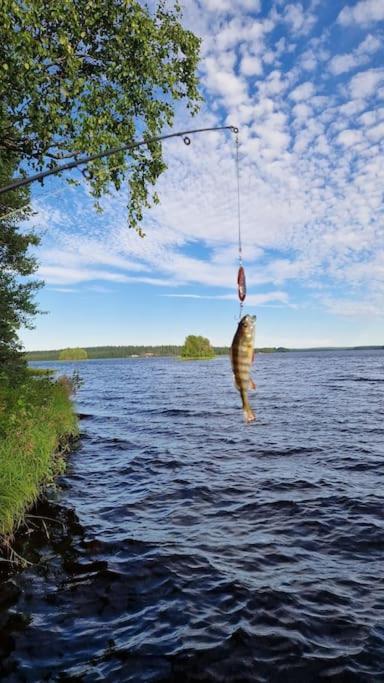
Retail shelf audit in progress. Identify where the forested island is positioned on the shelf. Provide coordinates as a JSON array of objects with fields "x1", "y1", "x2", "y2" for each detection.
[{"x1": 181, "y1": 335, "x2": 215, "y2": 360}]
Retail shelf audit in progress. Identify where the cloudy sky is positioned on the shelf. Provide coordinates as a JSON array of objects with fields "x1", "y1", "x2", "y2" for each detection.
[{"x1": 20, "y1": 0, "x2": 384, "y2": 350}]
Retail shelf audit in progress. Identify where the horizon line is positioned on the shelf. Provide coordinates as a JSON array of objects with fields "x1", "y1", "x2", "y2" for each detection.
[{"x1": 26, "y1": 344, "x2": 384, "y2": 354}]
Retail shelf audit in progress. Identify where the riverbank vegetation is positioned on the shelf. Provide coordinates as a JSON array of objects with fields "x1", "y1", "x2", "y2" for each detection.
[
  {"x1": 0, "y1": 155, "x2": 78, "y2": 547},
  {"x1": 0, "y1": 374, "x2": 78, "y2": 542}
]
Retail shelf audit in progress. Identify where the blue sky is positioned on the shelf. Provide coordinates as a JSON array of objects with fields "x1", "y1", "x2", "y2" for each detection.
[{"x1": 20, "y1": 0, "x2": 384, "y2": 349}]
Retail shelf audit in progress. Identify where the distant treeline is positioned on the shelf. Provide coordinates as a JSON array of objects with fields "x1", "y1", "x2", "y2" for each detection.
[
  {"x1": 288, "y1": 346, "x2": 384, "y2": 352},
  {"x1": 26, "y1": 345, "x2": 289, "y2": 361},
  {"x1": 27, "y1": 346, "x2": 182, "y2": 360}
]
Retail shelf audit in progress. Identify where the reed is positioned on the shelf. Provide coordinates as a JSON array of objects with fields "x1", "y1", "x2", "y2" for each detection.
[{"x1": 0, "y1": 375, "x2": 78, "y2": 540}]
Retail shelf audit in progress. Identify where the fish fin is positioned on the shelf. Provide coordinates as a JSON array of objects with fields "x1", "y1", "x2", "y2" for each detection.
[
  {"x1": 233, "y1": 374, "x2": 241, "y2": 391},
  {"x1": 240, "y1": 389, "x2": 256, "y2": 423},
  {"x1": 249, "y1": 376, "x2": 256, "y2": 390}
]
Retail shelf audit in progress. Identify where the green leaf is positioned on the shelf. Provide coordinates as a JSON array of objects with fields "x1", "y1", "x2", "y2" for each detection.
[{"x1": 0, "y1": 0, "x2": 201, "y2": 232}]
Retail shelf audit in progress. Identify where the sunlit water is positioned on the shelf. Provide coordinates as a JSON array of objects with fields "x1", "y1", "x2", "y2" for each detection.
[{"x1": 1, "y1": 351, "x2": 383, "y2": 682}]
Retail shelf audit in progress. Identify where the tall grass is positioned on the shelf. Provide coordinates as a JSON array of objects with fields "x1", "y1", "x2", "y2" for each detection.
[{"x1": 0, "y1": 376, "x2": 78, "y2": 539}]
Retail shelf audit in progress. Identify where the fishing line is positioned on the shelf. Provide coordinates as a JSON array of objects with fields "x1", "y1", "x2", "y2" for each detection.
[
  {"x1": 235, "y1": 133, "x2": 246, "y2": 319},
  {"x1": 235, "y1": 134, "x2": 242, "y2": 266}
]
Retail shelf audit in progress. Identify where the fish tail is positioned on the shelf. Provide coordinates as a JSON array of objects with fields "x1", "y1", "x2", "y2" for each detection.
[
  {"x1": 240, "y1": 389, "x2": 256, "y2": 423},
  {"x1": 243, "y1": 405, "x2": 256, "y2": 423}
]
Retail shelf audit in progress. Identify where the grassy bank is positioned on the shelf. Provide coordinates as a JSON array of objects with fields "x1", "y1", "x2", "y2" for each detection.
[{"x1": 0, "y1": 375, "x2": 78, "y2": 540}]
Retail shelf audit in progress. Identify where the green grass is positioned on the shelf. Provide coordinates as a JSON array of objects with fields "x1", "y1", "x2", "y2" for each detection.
[
  {"x1": 0, "y1": 376, "x2": 78, "y2": 539},
  {"x1": 27, "y1": 367, "x2": 55, "y2": 376},
  {"x1": 179, "y1": 355, "x2": 216, "y2": 360}
]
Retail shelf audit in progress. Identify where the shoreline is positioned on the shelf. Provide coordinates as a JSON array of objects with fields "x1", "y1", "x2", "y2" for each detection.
[{"x1": 26, "y1": 345, "x2": 384, "y2": 362}]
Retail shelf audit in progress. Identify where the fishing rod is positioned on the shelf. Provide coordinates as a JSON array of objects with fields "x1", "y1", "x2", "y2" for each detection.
[
  {"x1": 0, "y1": 124, "x2": 239, "y2": 196},
  {"x1": 0, "y1": 121, "x2": 248, "y2": 318}
]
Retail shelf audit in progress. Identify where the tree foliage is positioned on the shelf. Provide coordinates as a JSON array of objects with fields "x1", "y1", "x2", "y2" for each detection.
[
  {"x1": 0, "y1": 0, "x2": 201, "y2": 233},
  {"x1": 0, "y1": 1, "x2": 201, "y2": 377},
  {"x1": 0, "y1": 158, "x2": 42, "y2": 381},
  {"x1": 181, "y1": 335, "x2": 215, "y2": 359},
  {"x1": 59, "y1": 347, "x2": 88, "y2": 360}
]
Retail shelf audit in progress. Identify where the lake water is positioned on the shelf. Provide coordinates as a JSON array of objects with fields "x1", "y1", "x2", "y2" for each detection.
[{"x1": 1, "y1": 351, "x2": 384, "y2": 681}]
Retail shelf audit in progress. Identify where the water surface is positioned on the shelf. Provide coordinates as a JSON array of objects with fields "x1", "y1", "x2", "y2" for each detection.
[{"x1": 1, "y1": 351, "x2": 383, "y2": 681}]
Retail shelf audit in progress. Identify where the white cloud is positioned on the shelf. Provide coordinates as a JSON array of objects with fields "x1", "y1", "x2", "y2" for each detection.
[
  {"x1": 292, "y1": 103, "x2": 312, "y2": 120},
  {"x1": 40, "y1": 244, "x2": 144, "y2": 272},
  {"x1": 240, "y1": 55, "x2": 263, "y2": 76},
  {"x1": 300, "y1": 49, "x2": 318, "y2": 71},
  {"x1": 259, "y1": 127, "x2": 290, "y2": 153},
  {"x1": 203, "y1": 58, "x2": 247, "y2": 106},
  {"x1": 366, "y1": 121, "x2": 384, "y2": 141},
  {"x1": 203, "y1": 0, "x2": 230, "y2": 9},
  {"x1": 338, "y1": 99, "x2": 366, "y2": 116},
  {"x1": 343, "y1": 252, "x2": 384, "y2": 282},
  {"x1": 358, "y1": 33, "x2": 382, "y2": 54},
  {"x1": 213, "y1": 17, "x2": 266, "y2": 52},
  {"x1": 283, "y1": 3, "x2": 316, "y2": 35},
  {"x1": 262, "y1": 70, "x2": 289, "y2": 96},
  {"x1": 329, "y1": 53, "x2": 361, "y2": 76},
  {"x1": 162, "y1": 290, "x2": 289, "y2": 305},
  {"x1": 263, "y1": 49, "x2": 276, "y2": 65},
  {"x1": 328, "y1": 34, "x2": 382, "y2": 75},
  {"x1": 349, "y1": 67, "x2": 384, "y2": 98},
  {"x1": 38, "y1": 265, "x2": 177, "y2": 287},
  {"x1": 323, "y1": 298, "x2": 384, "y2": 317},
  {"x1": 203, "y1": 0, "x2": 261, "y2": 12},
  {"x1": 336, "y1": 129, "x2": 364, "y2": 147},
  {"x1": 358, "y1": 110, "x2": 376, "y2": 126},
  {"x1": 289, "y1": 81, "x2": 315, "y2": 101},
  {"x1": 22, "y1": 0, "x2": 384, "y2": 328},
  {"x1": 338, "y1": 0, "x2": 384, "y2": 26}
]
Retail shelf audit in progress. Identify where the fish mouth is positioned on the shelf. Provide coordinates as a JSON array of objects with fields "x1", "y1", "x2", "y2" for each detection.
[
  {"x1": 240, "y1": 314, "x2": 256, "y2": 330},
  {"x1": 241, "y1": 314, "x2": 257, "y2": 326}
]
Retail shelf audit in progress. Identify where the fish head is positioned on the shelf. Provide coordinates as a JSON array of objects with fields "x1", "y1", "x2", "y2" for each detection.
[{"x1": 239, "y1": 314, "x2": 256, "y2": 339}]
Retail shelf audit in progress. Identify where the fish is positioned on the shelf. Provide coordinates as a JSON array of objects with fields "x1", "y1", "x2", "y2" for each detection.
[{"x1": 230, "y1": 314, "x2": 256, "y2": 422}]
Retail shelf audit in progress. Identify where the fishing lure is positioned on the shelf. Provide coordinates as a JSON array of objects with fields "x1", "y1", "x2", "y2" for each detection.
[{"x1": 237, "y1": 265, "x2": 246, "y2": 302}]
